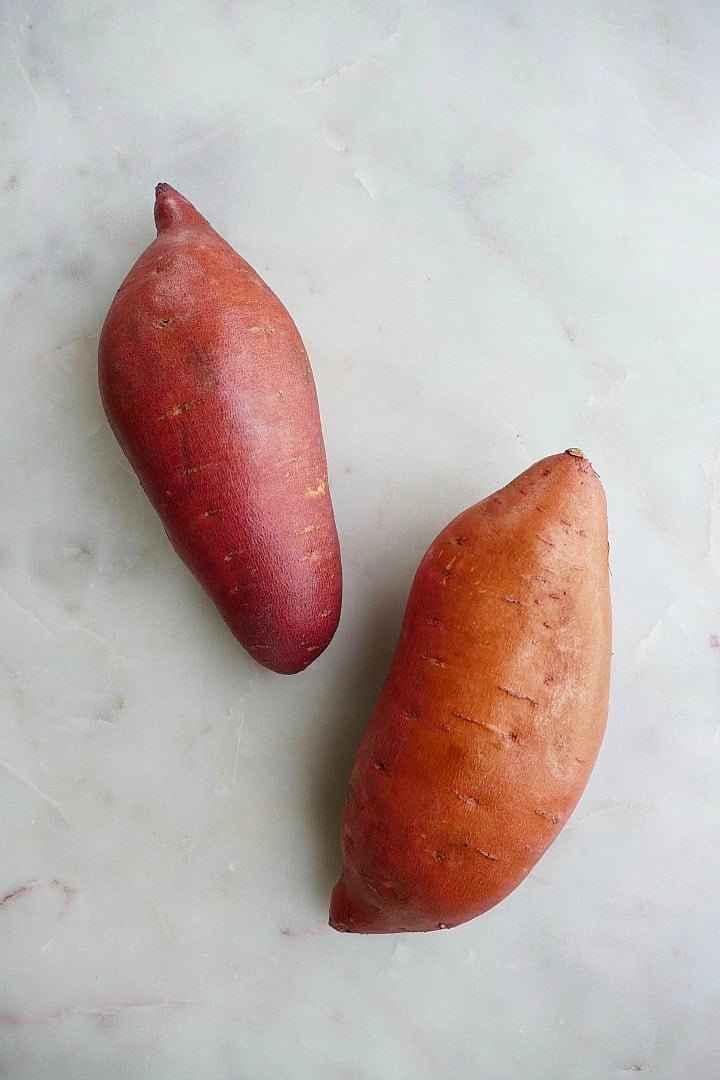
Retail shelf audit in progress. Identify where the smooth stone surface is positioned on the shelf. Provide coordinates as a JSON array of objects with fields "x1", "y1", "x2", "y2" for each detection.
[{"x1": 1, "y1": 2, "x2": 718, "y2": 1077}]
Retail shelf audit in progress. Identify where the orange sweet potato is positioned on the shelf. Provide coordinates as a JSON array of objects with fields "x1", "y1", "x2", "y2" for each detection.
[
  {"x1": 99, "y1": 184, "x2": 341, "y2": 674},
  {"x1": 329, "y1": 449, "x2": 611, "y2": 932}
]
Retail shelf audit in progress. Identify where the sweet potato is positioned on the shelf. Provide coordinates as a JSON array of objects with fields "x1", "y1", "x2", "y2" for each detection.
[
  {"x1": 329, "y1": 449, "x2": 611, "y2": 933},
  {"x1": 98, "y1": 184, "x2": 341, "y2": 674}
]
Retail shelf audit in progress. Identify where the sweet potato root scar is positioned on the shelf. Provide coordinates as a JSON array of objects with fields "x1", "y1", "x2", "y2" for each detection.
[
  {"x1": 452, "y1": 712, "x2": 518, "y2": 741},
  {"x1": 474, "y1": 848, "x2": 500, "y2": 862},
  {"x1": 154, "y1": 317, "x2": 173, "y2": 328},
  {"x1": 452, "y1": 790, "x2": 481, "y2": 807},
  {"x1": 247, "y1": 323, "x2": 274, "y2": 334},
  {"x1": 499, "y1": 686, "x2": 539, "y2": 708},
  {"x1": 473, "y1": 586, "x2": 525, "y2": 605}
]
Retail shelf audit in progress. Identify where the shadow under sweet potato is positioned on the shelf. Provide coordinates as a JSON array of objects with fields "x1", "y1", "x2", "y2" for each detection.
[{"x1": 307, "y1": 585, "x2": 408, "y2": 912}]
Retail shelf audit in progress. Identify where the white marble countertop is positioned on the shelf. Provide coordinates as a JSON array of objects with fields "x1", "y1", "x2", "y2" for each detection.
[{"x1": 1, "y1": 2, "x2": 718, "y2": 1077}]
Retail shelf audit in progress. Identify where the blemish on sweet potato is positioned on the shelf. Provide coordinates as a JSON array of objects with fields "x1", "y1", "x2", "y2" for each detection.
[
  {"x1": 299, "y1": 549, "x2": 321, "y2": 563},
  {"x1": 158, "y1": 398, "x2": 200, "y2": 420}
]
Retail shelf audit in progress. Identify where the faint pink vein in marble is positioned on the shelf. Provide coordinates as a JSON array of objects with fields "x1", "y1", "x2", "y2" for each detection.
[{"x1": 0, "y1": 878, "x2": 74, "y2": 911}]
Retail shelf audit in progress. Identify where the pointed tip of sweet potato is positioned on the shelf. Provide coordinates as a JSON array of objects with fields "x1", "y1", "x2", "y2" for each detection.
[
  {"x1": 154, "y1": 182, "x2": 208, "y2": 233},
  {"x1": 329, "y1": 876, "x2": 458, "y2": 934},
  {"x1": 329, "y1": 875, "x2": 386, "y2": 934}
]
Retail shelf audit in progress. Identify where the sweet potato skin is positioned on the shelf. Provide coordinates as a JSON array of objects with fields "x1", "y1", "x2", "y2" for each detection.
[
  {"x1": 329, "y1": 450, "x2": 611, "y2": 933},
  {"x1": 99, "y1": 184, "x2": 341, "y2": 675}
]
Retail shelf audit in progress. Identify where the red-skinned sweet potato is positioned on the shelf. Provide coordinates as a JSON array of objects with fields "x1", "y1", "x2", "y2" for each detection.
[
  {"x1": 98, "y1": 184, "x2": 341, "y2": 674},
  {"x1": 329, "y1": 449, "x2": 611, "y2": 933}
]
